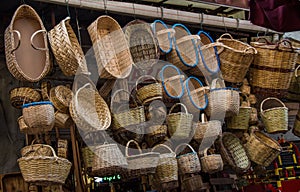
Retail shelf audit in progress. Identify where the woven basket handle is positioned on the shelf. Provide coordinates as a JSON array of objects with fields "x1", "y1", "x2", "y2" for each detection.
[
  {"x1": 73, "y1": 75, "x2": 96, "y2": 93},
  {"x1": 125, "y1": 140, "x2": 142, "y2": 157},
  {"x1": 185, "y1": 76, "x2": 208, "y2": 110},
  {"x1": 151, "y1": 144, "x2": 176, "y2": 157},
  {"x1": 295, "y1": 65, "x2": 300, "y2": 78},
  {"x1": 168, "y1": 103, "x2": 188, "y2": 115},
  {"x1": 202, "y1": 148, "x2": 209, "y2": 157},
  {"x1": 10, "y1": 30, "x2": 21, "y2": 54},
  {"x1": 211, "y1": 78, "x2": 225, "y2": 89},
  {"x1": 277, "y1": 39, "x2": 294, "y2": 51},
  {"x1": 260, "y1": 97, "x2": 286, "y2": 116},
  {"x1": 199, "y1": 42, "x2": 224, "y2": 54},
  {"x1": 74, "y1": 83, "x2": 93, "y2": 109},
  {"x1": 176, "y1": 35, "x2": 201, "y2": 46},
  {"x1": 244, "y1": 47, "x2": 257, "y2": 54},
  {"x1": 157, "y1": 28, "x2": 175, "y2": 36},
  {"x1": 30, "y1": 144, "x2": 56, "y2": 157},
  {"x1": 110, "y1": 89, "x2": 139, "y2": 110},
  {"x1": 30, "y1": 30, "x2": 48, "y2": 51},
  {"x1": 200, "y1": 113, "x2": 208, "y2": 123},
  {"x1": 174, "y1": 143, "x2": 196, "y2": 155},
  {"x1": 256, "y1": 38, "x2": 273, "y2": 45},
  {"x1": 219, "y1": 33, "x2": 233, "y2": 40},
  {"x1": 136, "y1": 75, "x2": 158, "y2": 90}
]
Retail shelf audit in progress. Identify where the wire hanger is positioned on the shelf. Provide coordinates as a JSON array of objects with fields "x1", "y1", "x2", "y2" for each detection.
[
  {"x1": 160, "y1": 6, "x2": 164, "y2": 20},
  {"x1": 132, "y1": 1, "x2": 137, "y2": 20},
  {"x1": 235, "y1": 18, "x2": 240, "y2": 38},
  {"x1": 222, "y1": 16, "x2": 228, "y2": 33},
  {"x1": 199, "y1": 12, "x2": 204, "y2": 30},
  {"x1": 75, "y1": 8, "x2": 82, "y2": 46},
  {"x1": 65, "y1": 0, "x2": 71, "y2": 17},
  {"x1": 103, "y1": 0, "x2": 108, "y2": 15}
]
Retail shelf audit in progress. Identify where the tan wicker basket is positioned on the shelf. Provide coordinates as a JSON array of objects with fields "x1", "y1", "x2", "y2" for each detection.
[
  {"x1": 81, "y1": 146, "x2": 95, "y2": 173},
  {"x1": 145, "y1": 124, "x2": 168, "y2": 147},
  {"x1": 5, "y1": 4, "x2": 51, "y2": 82},
  {"x1": 50, "y1": 85, "x2": 73, "y2": 113},
  {"x1": 287, "y1": 64, "x2": 300, "y2": 101},
  {"x1": 54, "y1": 111, "x2": 73, "y2": 129},
  {"x1": 87, "y1": 15, "x2": 133, "y2": 79},
  {"x1": 293, "y1": 109, "x2": 300, "y2": 137},
  {"x1": 175, "y1": 143, "x2": 201, "y2": 174},
  {"x1": 48, "y1": 17, "x2": 89, "y2": 76},
  {"x1": 200, "y1": 148, "x2": 223, "y2": 174},
  {"x1": 20, "y1": 140, "x2": 52, "y2": 157},
  {"x1": 151, "y1": 20, "x2": 175, "y2": 54},
  {"x1": 136, "y1": 75, "x2": 163, "y2": 105},
  {"x1": 181, "y1": 175, "x2": 203, "y2": 192},
  {"x1": 289, "y1": 38, "x2": 300, "y2": 64},
  {"x1": 10, "y1": 87, "x2": 41, "y2": 109},
  {"x1": 41, "y1": 81, "x2": 51, "y2": 101}
]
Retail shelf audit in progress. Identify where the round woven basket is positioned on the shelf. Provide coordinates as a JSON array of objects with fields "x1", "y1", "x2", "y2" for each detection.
[
  {"x1": 217, "y1": 33, "x2": 257, "y2": 83},
  {"x1": 50, "y1": 85, "x2": 73, "y2": 113},
  {"x1": 54, "y1": 111, "x2": 73, "y2": 129},
  {"x1": 10, "y1": 87, "x2": 41, "y2": 109},
  {"x1": 244, "y1": 131, "x2": 281, "y2": 167},
  {"x1": 87, "y1": 15, "x2": 133, "y2": 79},
  {"x1": 136, "y1": 75, "x2": 163, "y2": 105},
  {"x1": 260, "y1": 97, "x2": 288, "y2": 134},
  {"x1": 200, "y1": 148, "x2": 223, "y2": 174},
  {"x1": 287, "y1": 64, "x2": 300, "y2": 101},
  {"x1": 151, "y1": 20, "x2": 174, "y2": 54},
  {"x1": 48, "y1": 17, "x2": 89, "y2": 76},
  {"x1": 293, "y1": 109, "x2": 300, "y2": 137}
]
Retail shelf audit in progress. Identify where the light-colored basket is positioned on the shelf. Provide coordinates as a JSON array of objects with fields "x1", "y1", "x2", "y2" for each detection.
[
  {"x1": 20, "y1": 140, "x2": 52, "y2": 157},
  {"x1": 81, "y1": 146, "x2": 95, "y2": 173},
  {"x1": 50, "y1": 85, "x2": 73, "y2": 113},
  {"x1": 200, "y1": 148, "x2": 223, "y2": 174},
  {"x1": 260, "y1": 97, "x2": 288, "y2": 134},
  {"x1": 293, "y1": 109, "x2": 300, "y2": 137},
  {"x1": 287, "y1": 64, "x2": 300, "y2": 101},
  {"x1": 87, "y1": 15, "x2": 133, "y2": 79},
  {"x1": 151, "y1": 20, "x2": 175, "y2": 54},
  {"x1": 54, "y1": 111, "x2": 73, "y2": 129},
  {"x1": 175, "y1": 143, "x2": 201, "y2": 174},
  {"x1": 136, "y1": 75, "x2": 163, "y2": 105},
  {"x1": 41, "y1": 81, "x2": 51, "y2": 101},
  {"x1": 48, "y1": 17, "x2": 88, "y2": 76},
  {"x1": 18, "y1": 116, "x2": 32, "y2": 134},
  {"x1": 10, "y1": 87, "x2": 41, "y2": 109}
]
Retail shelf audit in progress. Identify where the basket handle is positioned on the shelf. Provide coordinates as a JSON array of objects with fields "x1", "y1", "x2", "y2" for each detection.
[
  {"x1": 74, "y1": 83, "x2": 94, "y2": 109},
  {"x1": 157, "y1": 28, "x2": 175, "y2": 36},
  {"x1": 125, "y1": 140, "x2": 142, "y2": 157},
  {"x1": 295, "y1": 65, "x2": 300, "y2": 78},
  {"x1": 168, "y1": 103, "x2": 188, "y2": 115},
  {"x1": 211, "y1": 78, "x2": 225, "y2": 89},
  {"x1": 30, "y1": 30, "x2": 48, "y2": 51},
  {"x1": 135, "y1": 75, "x2": 158, "y2": 90},
  {"x1": 202, "y1": 148, "x2": 209, "y2": 157},
  {"x1": 73, "y1": 75, "x2": 96, "y2": 92},
  {"x1": 31, "y1": 144, "x2": 56, "y2": 158},
  {"x1": 260, "y1": 97, "x2": 286, "y2": 115},
  {"x1": 174, "y1": 143, "x2": 196, "y2": 155},
  {"x1": 199, "y1": 42, "x2": 224, "y2": 54},
  {"x1": 10, "y1": 30, "x2": 21, "y2": 54},
  {"x1": 256, "y1": 38, "x2": 273, "y2": 45},
  {"x1": 185, "y1": 76, "x2": 208, "y2": 110},
  {"x1": 277, "y1": 39, "x2": 294, "y2": 51},
  {"x1": 244, "y1": 47, "x2": 257, "y2": 54},
  {"x1": 200, "y1": 113, "x2": 208, "y2": 123},
  {"x1": 176, "y1": 35, "x2": 201, "y2": 46},
  {"x1": 219, "y1": 33, "x2": 233, "y2": 40},
  {"x1": 151, "y1": 144, "x2": 176, "y2": 157},
  {"x1": 110, "y1": 89, "x2": 139, "y2": 110}
]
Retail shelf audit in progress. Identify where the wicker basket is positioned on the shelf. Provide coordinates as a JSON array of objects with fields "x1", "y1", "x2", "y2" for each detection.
[
  {"x1": 293, "y1": 109, "x2": 300, "y2": 137},
  {"x1": 217, "y1": 33, "x2": 257, "y2": 83},
  {"x1": 287, "y1": 64, "x2": 300, "y2": 101},
  {"x1": 41, "y1": 81, "x2": 51, "y2": 101},
  {"x1": 50, "y1": 85, "x2": 73, "y2": 113},
  {"x1": 18, "y1": 145, "x2": 72, "y2": 185},
  {"x1": 166, "y1": 103, "x2": 193, "y2": 140},
  {"x1": 200, "y1": 148, "x2": 223, "y2": 174},
  {"x1": 20, "y1": 140, "x2": 52, "y2": 157},
  {"x1": 289, "y1": 38, "x2": 300, "y2": 64},
  {"x1": 54, "y1": 111, "x2": 73, "y2": 129},
  {"x1": 166, "y1": 24, "x2": 200, "y2": 71},
  {"x1": 5, "y1": 4, "x2": 51, "y2": 82},
  {"x1": 18, "y1": 116, "x2": 33, "y2": 134},
  {"x1": 260, "y1": 97, "x2": 288, "y2": 134},
  {"x1": 10, "y1": 87, "x2": 41, "y2": 109},
  {"x1": 218, "y1": 132, "x2": 250, "y2": 172},
  {"x1": 48, "y1": 17, "x2": 88, "y2": 76},
  {"x1": 175, "y1": 143, "x2": 201, "y2": 174},
  {"x1": 22, "y1": 101, "x2": 55, "y2": 134},
  {"x1": 145, "y1": 124, "x2": 168, "y2": 147},
  {"x1": 244, "y1": 131, "x2": 281, "y2": 167},
  {"x1": 151, "y1": 20, "x2": 174, "y2": 54},
  {"x1": 136, "y1": 75, "x2": 163, "y2": 105},
  {"x1": 181, "y1": 175, "x2": 203, "y2": 192},
  {"x1": 250, "y1": 39, "x2": 298, "y2": 98},
  {"x1": 87, "y1": 15, "x2": 133, "y2": 79},
  {"x1": 81, "y1": 146, "x2": 95, "y2": 173}
]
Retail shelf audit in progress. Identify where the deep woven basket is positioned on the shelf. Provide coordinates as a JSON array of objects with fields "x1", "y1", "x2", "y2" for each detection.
[
  {"x1": 217, "y1": 33, "x2": 257, "y2": 83},
  {"x1": 260, "y1": 97, "x2": 288, "y2": 134},
  {"x1": 293, "y1": 109, "x2": 300, "y2": 137},
  {"x1": 54, "y1": 111, "x2": 73, "y2": 129},
  {"x1": 200, "y1": 148, "x2": 223, "y2": 174},
  {"x1": 244, "y1": 131, "x2": 281, "y2": 167},
  {"x1": 50, "y1": 85, "x2": 73, "y2": 113},
  {"x1": 10, "y1": 87, "x2": 41, "y2": 109},
  {"x1": 151, "y1": 20, "x2": 174, "y2": 54},
  {"x1": 287, "y1": 64, "x2": 300, "y2": 101},
  {"x1": 48, "y1": 17, "x2": 89, "y2": 76},
  {"x1": 175, "y1": 143, "x2": 201, "y2": 174},
  {"x1": 136, "y1": 75, "x2": 163, "y2": 105},
  {"x1": 87, "y1": 15, "x2": 133, "y2": 79},
  {"x1": 181, "y1": 175, "x2": 203, "y2": 192}
]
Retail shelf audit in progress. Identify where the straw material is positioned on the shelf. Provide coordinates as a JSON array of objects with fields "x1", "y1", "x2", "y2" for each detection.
[
  {"x1": 48, "y1": 17, "x2": 89, "y2": 76},
  {"x1": 151, "y1": 20, "x2": 174, "y2": 54},
  {"x1": 145, "y1": 125, "x2": 168, "y2": 147},
  {"x1": 200, "y1": 148, "x2": 223, "y2": 174},
  {"x1": 217, "y1": 33, "x2": 257, "y2": 83},
  {"x1": 260, "y1": 97, "x2": 288, "y2": 134},
  {"x1": 18, "y1": 116, "x2": 32, "y2": 134},
  {"x1": 5, "y1": 4, "x2": 50, "y2": 82},
  {"x1": 21, "y1": 140, "x2": 52, "y2": 157},
  {"x1": 41, "y1": 81, "x2": 51, "y2": 101},
  {"x1": 54, "y1": 111, "x2": 73, "y2": 129},
  {"x1": 175, "y1": 143, "x2": 201, "y2": 174},
  {"x1": 136, "y1": 75, "x2": 163, "y2": 105},
  {"x1": 10, "y1": 87, "x2": 41, "y2": 109},
  {"x1": 287, "y1": 65, "x2": 300, "y2": 101},
  {"x1": 50, "y1": 85, "x2": 73, "y2": 113},
  {"x1": 181, "y1": 175, "x2": 203, "y2": 192},
  {"x1": 81, "y1": 146, "x2": 95, "y2": 173},
  {"x1": 289, "y1": 38, "x2": 300, "y2": 64},
  {"x1": 244, "y1": 131, "x2": 281, "y2": 167},
  {"x1": 293, "y1": 109, "x2": 300, "y2": 137},
  {"x1": 88, "y1": 15, "x2": 133, "y2": 79},
  {"x1": 18, "y1": 145, "x2": 72, "y2": 185}
]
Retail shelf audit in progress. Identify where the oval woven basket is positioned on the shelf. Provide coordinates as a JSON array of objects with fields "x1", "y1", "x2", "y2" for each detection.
[
  {"x1": 151, "y1": 20, "x2": 174, "y2": 54},
  {"x1": 200, "y1": 148, "x2": 223, "y2": 174},
  {"x1": 50, "y1": 85, "x2": 73, "y2": 113},
  {"x1": 5, "y1": 4, "x2": 51, "y2": 82},
  {"x1": 293, "y1": 109, "x2": 300, "y2": 137},
  {"x1": 10, "y1": 87, "x2": 41, "y2": 109},
  {"x1": 48, "y1": 17, "x2": 89, "y2": 76},
  {"x1": 87, "y1": 15, "x2": 133, "y2": 79},
  {"x1": 136, "y1": 75, "x2": 163, "y2": 105},
  {"x1": 145, "y1": 124, "x2": 168, "y2": 147},
  {"x1": 287, "y1": 64, "x2": 300, "y2": 101}
]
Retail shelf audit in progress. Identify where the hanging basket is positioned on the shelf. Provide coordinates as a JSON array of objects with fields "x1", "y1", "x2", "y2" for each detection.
[
  {"x1": 54, "y1": 111, "x2": 73, "y2": 129},
  {"x1": 244, "y1": 131, "x2": 281, "y2": 167},
  {"x1": 200, "y1": 148, "x2": 223, "y2": 174},
  {"x1": 260, "y1": 97, "x2": 288, "y2": 134},
  {"x1": 217, "y1": 33, "x2": 257, "y2": 83},
  {"x1": 175, "y1": 143, "x2": 201, "y2": 174},
  {"x1": 145, "y1": 124, "x2": 168, "y2": 147},
  {"x1": 293, "y1": 109, "x2": 300, "y2": 137},
  {"x1": 87, "y1": 15, "x2": 133, "y2": 79},
  {"x1": 287, "y1": 65, "x2": 300, "y2": 101},
  {"x1": 48, "y1": 17, "x2": 89, "y2": 76},
  {"x1": 151, "y1": 20, "x2": 174, "y2": 54},
  {"x1": 10, "y1": 87, "x2": 41, "y2": 109},
  {"x1": 21, "y1": 140, "x2": 52, "y2": 157},
  {"x1": 18, "y1": 116, "x2": 32, "y2": 134},
  {"x1": 81, "y1": 145, "x2": 95, "y2": 173},
  {"x1": 41, "y1": 81, "x2": 51, "y2": 101},
  {"x1": 181, "y1": 175, "x2": 203, "y2": 192},
  {"x1": 50, "y1": 85, "x2": 73, "y2": 113}
]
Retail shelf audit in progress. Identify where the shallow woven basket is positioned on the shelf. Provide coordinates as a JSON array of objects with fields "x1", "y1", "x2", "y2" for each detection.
[
  {"x1": 21, "y1": 140, "x2": 52, "y2": 157},
  {"x1": 287, "y1": 65, "x2": 300, "y2": 101},
  {"x1": 218, "y1": 132, "x2": 250, "y2": 172},
  {"x1": 293, "y1": 109, "x2": 300, "y2": 137},
  {"x1": 166, "y1": 103, "x2": 193, "y2": 140},
  {"x1": 88, "y1": 15, "x2": 133, "y2": 79},
  {"x1": 18, "y1": 145, "x2": 72, "y2": 185},
  {"x1": 175, "y1": 143, "x2": 201, "y2": 175},
  {"x1": 217, "y1": 33, "x2": 257, "y2": 83},
  {"x1": 151, "y1": 20, "x2": 174, "y2": 54},
  {"x1": 50, "y1": 85, "x2": 73, "y2": 113},
  {"x1": 260, "y1": 97, "x2": 288, "y2": 134},
  {"x1": 166, "y1": 24, "x2": 200, "y2": 71},
  {"x1": 54, "y1": 111, "x2": 73, "y2": 129},
  {"x1": 10, "y1": 87, "x2": 41, "y2": 109},
  {"x1": 250, "y1": 39, "x2": 298, "y2": 98},
  {"x1": 5, "y1": 4, "x2": 51, "y2": 82},
  {"x1": 48, "y1": 17, "x2": 89, "y2": 76},
  {"x1": 41, "y1": 81, "x2": 51, "y2": 101},
  {"x1": 244, "y1": 131, "x2": 281, "y2": 167},
  {"x1": 136, "y1": 75, "x2": 163, "y2": 105},
  {"x1": 182, "y1": 175, "x2": 203, "y2": 192},
  {"x1": 200, "y1": 148, "x2": 223, "y2": 174}
]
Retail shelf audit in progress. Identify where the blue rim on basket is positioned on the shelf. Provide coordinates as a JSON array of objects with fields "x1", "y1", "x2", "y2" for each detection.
[
  {"x1": 22, "y1": 101, "x2": 53, "y2": 109},
  {"x1": 172, "y1": 23, "x2": 199, "y2": 68},
  {"x1": 160, "y1": 64, "x2": 184, "y2": 99},
  {"x1": 197, "y1": 31, "x2": 221, "y2": 74},
  {"x1": 151, "y1": 20, "x2": 173, "y2": 54},
  {"x1": 185, "y1": 76, "x2": 208, "y2": 110},
  {"x1": 210, "y1": 87, "x2": 239, "y2": 92}
]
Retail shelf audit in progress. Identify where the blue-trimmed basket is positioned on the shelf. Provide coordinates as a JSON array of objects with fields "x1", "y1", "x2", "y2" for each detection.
[{"x1": 151, "y1": 20, "x2": 174, "y2": 54}]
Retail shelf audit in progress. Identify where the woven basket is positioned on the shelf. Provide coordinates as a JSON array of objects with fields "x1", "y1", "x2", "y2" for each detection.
[
  {"x1": 218, "y1": 132, "x2": 250, "y2": 172},
  {"x1": 287, "y1": 64, "x2": 300, "y2": 101},
  {"x1": 21, "y1": 140, "x2": 52, "y2": 157},
  {"x1": 91, "y1": 142, "x2": 128, "y2": 177},
  {"x1": 260, "y1": 97, "x2": 288, "y2": 134},
  {"x1": 182, "y1": 76, "x2": 208, "y2": 114},
  {"x1": 70, "y1": 83, "x2": 111, "y2": 132},
  {"x1": 250, "y1": 39, "x2": 298, "y2": 98},
  {"x1": 18, "y1": 116, "x2": 32, "y2": 134},
  {"x1": 289, "y1": 38, "x2": 300, "y2": 64},
  {"x1": 22, "y1": 101, "x2": 55, "y2": 134},
  {"x1": 166, "y1": 103, "x2": 193, "y2": 140},
  {"x1": 48, "y1": 17, "x2": 89, "y2": 76},
  {"x1": 244, "y1": 131, "x2": 281, "y2": 167},
  {"x1": 54, "y1": 111, "x2": 73, "y2": 129},
  {"x1": 166, "y1": 24, "x2": 200, "y2": 71},
  {"x1": 151, "y1": 20, "x2": 174, "y2": 54},
  {"x1": 293, "y1": 109, "x2": 300, "y2": 137},
  {"x1": 181, "y1": 175, "x2": 203, "y2": 192},
  {"x1": 10, "y1": 87, "x2": 41, "y2": 109},
  {"x1": 18, "y1": 145, "x2": 72, "y2": 185},
  {"x1": 136, "y1": 75, "x2": 163, "y2": 105},
  {"x1": 41, "y1": 81, "x2": 51, "y2": 101},
  {"x1": 125, "y1": 19, "x2": 159, "y2": 70},
  {"x1": 175, "y1": 143, "x2": 201, "y2": 174},
  {"x1": 81, "y1": 146, "x2": 95, "y2": 173},
  {"x1": 87, "y1": 15, "x2": 133, "y2": 79},
  {"x1": 152, "y1": 144, "x2": 178, "y2": 183},
  {"x1": 50, "y1": 85, "x2": 73, "y2": 113},
  {"x1": 217, "y1": 33, "x2": 257, "y2": 83},
  {"x1": 5, "y1": 4, "x2": 51, "y2": 82},
  {"x1": 145, "y1": 124, "x2": 168, "y2": 147},
  {"x1": 200, "y1": 148, "x2": 223, "y2": 174}
]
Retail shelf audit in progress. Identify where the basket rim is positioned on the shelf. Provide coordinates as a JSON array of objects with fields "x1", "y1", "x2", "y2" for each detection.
[
  {"x1": 151, "y1": 19, "x2": 173, "y2": 54},
  {"x1": 22, "y1": 101, "x2": 53, "y2": 108},
  {"x1": 252, "y1": 131, "x2": 282, "y2": 152}
]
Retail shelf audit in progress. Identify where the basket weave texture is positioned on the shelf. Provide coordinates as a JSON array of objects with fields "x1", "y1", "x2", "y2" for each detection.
[
  {"x1": 10, "y1": 87, "x2": 41, "y2": 109},
  {"x1": 151, "y1": 20, "x2": 174, "y2": 54},
  {"x1": 175, "y1": 143, "x2": 201, "y2": 174},
  {"x1": 200, "y1": 148, "x2": 223, "y2": 174},
  {"x1": 50, "y1": 85, "x2": 73, "y2": 113}
]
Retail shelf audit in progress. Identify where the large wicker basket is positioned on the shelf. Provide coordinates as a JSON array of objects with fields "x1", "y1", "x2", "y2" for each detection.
[
  {"x1": 200, "y1": 148, "x2": 223, "y2": 174},
  {"x1": 50, "y1": 85, "x2": 73, "y2": 113},
  {"x1": 136, "y1": 75, "x2": 163, "y2": 105},
  {"x1": 10, "y1": 87, "x2": 41, "y2": 109},
  {"x1": 88, "y1": 15, "x2": 133, "y2": 79},
  {"x1": 5, "y1": 4, "x2": 51, "y2": 82},
  {"x1": 287, "y1": 64, "x2": 300, "y2": 101},
  {"x1": 151, "y1": 20, "x2": 174, "y2": 54},
  {"x1": 175, "y1": 143, "x2": 201, "y2": 174},
  {"x1": 48, "y1": 17, "x2": 89, "y2": 76},
  {"x1": 293, "y1": 109, "x2": 300, "y2": 137}
]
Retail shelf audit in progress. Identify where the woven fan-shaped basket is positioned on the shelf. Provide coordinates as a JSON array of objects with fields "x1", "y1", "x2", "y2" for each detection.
[
  {"x1": 5, "y1": 4, "x2": 51, "y2": 82},
  {"x1": 50, "y1": 85, "x2": 73, "y2": 113},
  {"x1": 88, "y1": 15, "x2": 133, "y2": 79},
  {"x1": 10, "y1": 87, "x2": 41, "y2": 109},
  {"x1": 151, "y1": 20, "x2": 174, "y2": 54},
  {"x1": 48, "y1": 17, "x2": 89, "y2": 76}
]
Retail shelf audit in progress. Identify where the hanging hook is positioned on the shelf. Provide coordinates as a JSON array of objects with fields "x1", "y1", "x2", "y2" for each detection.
[
  {"x1": 20, "y1": 0, "x2": 26, "y2": 4},
  {"x1": 103, "y1": 0, "x2": 108, "y2": 15},
  {"x1": 75, "y1": 8, "x2": 82, "y2": 46},
  {"x1": 199, "y1": 12, "x2": 204, "y2": 30},
  {"x1": 222, "y1": 16, "x2": 228, "y2": 33},
  {"x1": 160, "y1": 6, "x2": 164, "y2": 20},
  {"x1": 235, "y1": 18, "x2": 240, "y2": 38},
  {"x1": 264, "y1": 28, "x2": 269, "y2": 37},
  {"x1": 132, "y1": 2, "x2": 136, "y2": 20},
  {"x1": 65, "y1": 0, "x2": 71, "y2": 17}
]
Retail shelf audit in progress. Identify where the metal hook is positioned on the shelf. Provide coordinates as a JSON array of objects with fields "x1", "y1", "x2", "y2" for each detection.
[
  {"x1": 222, "y1": 16, "x2": 228, "y2": 33},
  {"x1": 103, "y1": 0, "x2": 108, "y2": 14},
  {"x1": 199, "y1": 12, "x2": 204, "y2": 30},
  {"x1": 160, "y1": 6, "x2": 164, "y2": 20},
  {"x1": 75, "y1": 8, "x2": 82, "y2": 46},
  {"x1": 65, "y1": 0, "x2": 71, "y2": 17},
  {"x1": 133, "y1": 2, "x2": 136, "y2": 20},
  {"x1": 264, "y1": 28, "x2": 269, "y2": 36}
]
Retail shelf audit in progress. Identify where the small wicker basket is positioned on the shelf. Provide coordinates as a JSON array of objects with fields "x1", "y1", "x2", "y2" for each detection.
[
  {"x1": 200, "y1": 148, "x2": 223, "y2": 174},
  {"x1": 151, "y1": 20, "x2": 174, "y2": 54},
  {"x1": 50, "y1": 85, "x2": 73, "y2": 113},
  {"x1": 136, "y1": 75, "x2": 163, "y2": 105},
  {"x1": 41, "y1": 81, "x2": 51, "y2": 101},
  {"x1": 175, "y1": 143, "x2": 201, "y2": 174},
  {"x1": 10, "y1": 87, "x2": 41, "y2": 109}
]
